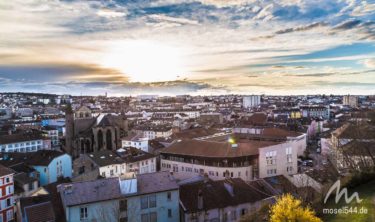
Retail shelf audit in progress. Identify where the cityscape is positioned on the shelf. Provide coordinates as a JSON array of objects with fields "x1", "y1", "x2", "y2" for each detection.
[{"x1": 0, "y1": 1, "x2": 375, "y2": 222}]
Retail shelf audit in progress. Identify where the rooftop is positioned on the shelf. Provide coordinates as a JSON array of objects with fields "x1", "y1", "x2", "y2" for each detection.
[
  {"x1": 136, "y1": 171, "x2": 178, "y2": 195},
  {"x1": 58, "y1": 177, "x2": 122, "y2": 206},
  {"x1": 161, "y1": 139, "x2": 281, "y2": 158}
]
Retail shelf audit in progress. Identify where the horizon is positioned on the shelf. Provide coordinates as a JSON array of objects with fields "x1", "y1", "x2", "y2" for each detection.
[{"x1": 0, "y1": 0, "x2": 374, "y2": 95}]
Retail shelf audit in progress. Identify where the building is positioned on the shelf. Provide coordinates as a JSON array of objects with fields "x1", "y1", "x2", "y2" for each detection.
[
  {"x1": 122, "y1": 135, "x2": 149, "y2": 152},
  {"x1": 17, "y1": 195, "x2": 56, "y2": 222},
  {"x1": 42, "y1": 126, "x2": 59, "y2": 148},
  {"x1": 134, "y1": 125, "x2": 173, "y2": 140},
  {"x1": 126, "y1": 171, "x2": 180, "y2": 222},
  {"x1": 58, "y1": 178, "x2": 125, "y2": 222},
  {"x1": 64, "y1": 105, "x2": 128, "y2": 157},
  {"x1": 0, "y1": 108, "x2": 12, "y2": 120},
  {"x1": 242, "y1": 95, "x2": 261, "y2": 109},
  {"x1": 0, "y1": 133, "x2": 50, "y2": 153},
  {"x1": 343, "y1": 95, "x2": 358, "y2": 108},
  {"x1": 160, "y1": 137, "x2": 298, "y2": 181},
  {"x1": 179, "y1": 177, "x2": 274, "y2": 222},
  {"x1": 300, "y1": 105, "x2": 330, "y2": 120},
  {"x1": 73, "y1": 148, "x2": 156, "y2": 180},
  {"x1": 232, "y1": 128, "x2": 307, "y2": 156},
  {"x1": 329, "y1": 123, "x2": 375, "y2": 171},
  {"x1": 0, "y1": 151, "x2": 72, "y2": 186},
  {"x1": 0, "y1": 164, "x2": 15, "y2": 222}
]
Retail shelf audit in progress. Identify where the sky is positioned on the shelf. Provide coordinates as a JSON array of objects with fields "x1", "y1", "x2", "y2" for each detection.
[{"x1": 0, "y1": 0, "x2": 374, "y2": 96}]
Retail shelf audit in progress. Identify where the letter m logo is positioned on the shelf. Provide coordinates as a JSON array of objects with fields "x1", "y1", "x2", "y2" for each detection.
[{"x1": 324, "y1": 180, "x2": 362, "y2": 204}]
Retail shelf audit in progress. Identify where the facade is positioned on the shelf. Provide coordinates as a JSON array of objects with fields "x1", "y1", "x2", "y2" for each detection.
[
  {"x1": 122, "y1": 136, "x2": 149, "y2": 152},
  {"x1": 73, "y1": 148, "x2": 156, "y2": 180},
  {"x1": 160, "y1": 138, "x2": 298, "y2": 181},
  {"x1": 0, "y1": 165, "x2": 15, "y2": 222},
  {"x1": 242, "y1": 95, "x2": 261, "y2": 109},
  {"x1": 126, "y1": 171, "x2": 180, "y2": 222},
  {"x1": 0, "y1": 134, "x2": 49, "y2": 153},
  {"x1": 135, "y1": 126, "x2": 173, "y2": 140},
  {"x1": 42, "y1": 126, "x2": 59, "y2": 147},
  {"x1": 343, "y1": 95, "x2": 358, "y2": 108},
  {"x1": 0, "y1": 151, "x2": 72, "y2": 186},
  {"x1": 58, "y1": 178, "x2": 124, "y2": 222},
  {"x1": 329, "y1": 123, "x2": 375, "y2": 170},
  {"x1": 179, "y1": 177, "x2": 274, "y2": 222},
  {"x1": 300, "y1": 105, "x2": 330, "y2": 120},
  {"x1": 65, "y1": 106, "x2": 128, "y2": 157}
]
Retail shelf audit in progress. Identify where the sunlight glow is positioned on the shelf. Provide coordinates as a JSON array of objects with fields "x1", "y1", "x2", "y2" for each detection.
[{"x1": 100, "y1": 40, "x2": 187, "y2": 82}]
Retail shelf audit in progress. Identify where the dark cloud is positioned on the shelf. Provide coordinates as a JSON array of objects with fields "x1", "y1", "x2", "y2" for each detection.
[
  {"x1": 285, "y1": 73, "x2": 336, "y2": 77},
  {"x1": 252, "y1": 22, "x2": 327, "y2": 40},
  {"x1": 275, "y1": 22, "x2": 327, "y2": 34},
  {"x1": 332, "y1": 20, "x2": 361, "y2": 30}
]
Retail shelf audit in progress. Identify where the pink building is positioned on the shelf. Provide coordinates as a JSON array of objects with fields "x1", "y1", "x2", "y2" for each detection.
[{"x1": 0, "y1": 164, "x2": 14, "y2": 222}]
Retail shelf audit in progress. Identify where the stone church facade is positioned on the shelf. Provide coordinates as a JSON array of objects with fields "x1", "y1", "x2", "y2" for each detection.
[{"x1": 65, "y1": 106, "x2": 128, "y2": 158}]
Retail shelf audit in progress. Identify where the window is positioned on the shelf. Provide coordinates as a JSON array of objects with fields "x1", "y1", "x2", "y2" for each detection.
[
  {"x1": 231, "y1": 211, "x2": 237, "y2": 220},
  {"x1": 241, "y1": 209, "x2": 247, "y2": 216},
  {"x1": 6, "y1": 209, "x2": 13, "y2": 221},
  {"x1": 168, "y1": 209, "x2": 172, "y2": 218},
  {"x1": 149, "y1": 194, "x2": 156, "y2": 208},
  {"x1": 120, "y1": 199, "x2": 127, "y2": 211},
  {"x1": 167, "y1": 192, "x2": 172, "y2": 201},
  {"x1": 80, "y1": 207, "x2": 88, "y2": 220},
  {"x1": 6, "y1": 198, "x2": 12, "y2": 207},
  {"x1": 141, "y1": 196, "x2": 148, "y2": 209},
  {"x1": 141, "y1": 213, "x2": 149, "y2": 222},
  {"x1": 150, "y1": 212, "x2": 157, "y2": 222},
  {"x1": 5, "y1": 177, "x2": 10, "y2": 183},
  {"x1": 28, "y1": 182, "x2": 34, "y2": 191}
]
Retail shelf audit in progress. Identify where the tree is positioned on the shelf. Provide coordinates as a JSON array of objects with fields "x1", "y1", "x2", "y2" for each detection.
[{"x1": 269, "y1": 194, "x2": 322, "y2": 222}]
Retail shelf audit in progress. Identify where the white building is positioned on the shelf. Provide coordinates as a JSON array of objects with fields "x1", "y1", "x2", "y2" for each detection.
[
  {"x1": 160, "y1": 138, "x2": 298, "y2": 181},
  {"x1": 0, "y1": 134, "x2": 50, "y2": 153},
  {"x1": 243, "y1": 95, "x2": 261, "y2": 109},
  {"x1": 121, "y1": 136, "x2": 149, "y2": 152},
  {"x1": 74, "y1": 148, "x2": 157, "y2": 179},
  {"x1": 343, "y1": 95, "x2": 358, "y2": 108}
]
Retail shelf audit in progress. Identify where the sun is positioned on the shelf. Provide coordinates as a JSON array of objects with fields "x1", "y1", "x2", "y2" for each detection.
[{"x1": 100, "y1": 40, "x2": 187, "y2": 82}]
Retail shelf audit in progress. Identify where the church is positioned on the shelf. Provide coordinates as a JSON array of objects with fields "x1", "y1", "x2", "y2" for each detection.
[{"x1": 64, "y1": 105, "x2": 128, "y2": 158}]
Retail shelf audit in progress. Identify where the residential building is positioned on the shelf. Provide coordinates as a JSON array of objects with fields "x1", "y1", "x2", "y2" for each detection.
[
  {"x1": 0, "y1": 164, "x2": 15, "y2": 222},
  {"x1": 243, "y1": 95, "x2": 261, "y2": 109},
  {"x1": 160, "y1": 137, "x2": 298, "y2": 181},
  {"x1": 0, "y1": 133, "x2": 50, "y2": 153},
  {"x1": 126, "y1": 171, "x2": 180, "y2": 222},
  {"x1": 73, "y1": 148, "x2": 156, "y2": 180},
  {"x1": 58, "y1": 178, "x2": 124, "y2": 222},
  {"x1": 0, "y1": 151, "x2": 72, "y2": 186},
  {"x1": 300, "y1": 105, "x2": 330, "y2": 120},
  {"x1": 343, "y1": 95, "x2": 358, "y2": 108},
  {"x1": 179, "y1": 177, "x2": 274, "y2": 222}
]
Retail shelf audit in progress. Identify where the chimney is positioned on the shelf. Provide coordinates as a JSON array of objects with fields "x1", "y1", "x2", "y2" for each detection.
[
  {"x1": 203, "y1": 173, "x2": 209, "y2": 183},
  {"x1": 197, "y1": 189, "x2": 204, "y2": 210},
  {"x1": 224, "y1": 170, "x2": 230, "y2": 180},
  {"x1": 224, "y1": 180, "x2": 234, "y2": 197}
]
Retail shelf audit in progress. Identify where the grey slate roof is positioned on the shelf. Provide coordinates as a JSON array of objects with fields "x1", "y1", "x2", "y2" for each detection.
[
  {"x1": 136, "y1": 171, "x2": 178, "y2": 195},
  {"x1": 58, "y1": 177, "x2": 122, "y2": 206}
]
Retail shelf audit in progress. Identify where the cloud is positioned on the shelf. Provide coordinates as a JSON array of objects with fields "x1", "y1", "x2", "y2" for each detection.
[
  {"x1": 363, "y1": 59, "x2": 375, "y2": 68},
  {"x1": 332, "y1": 19, "x2": 361, "y2": 30},
  {"x1": 148, "y1": 14, "x2": 199, "y2": 25},
  {"x1": 97, "y1": 9, "x2": 126, "y2": 18},
  {"x1": 275, "y1": 22, "x2": 327, "y2": 34}
]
